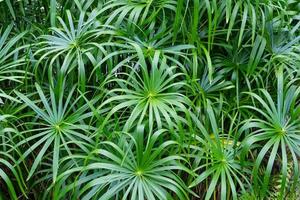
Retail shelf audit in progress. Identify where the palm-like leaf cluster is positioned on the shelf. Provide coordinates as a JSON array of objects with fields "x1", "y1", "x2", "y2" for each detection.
[{"x1": 0, "y1": 0, "x2": 299, "y2": 199}]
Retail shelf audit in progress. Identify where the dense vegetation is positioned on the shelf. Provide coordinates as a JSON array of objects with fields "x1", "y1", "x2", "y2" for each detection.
[{"x1": 0, "y1": 0, "x2": 300, "y2": 199}]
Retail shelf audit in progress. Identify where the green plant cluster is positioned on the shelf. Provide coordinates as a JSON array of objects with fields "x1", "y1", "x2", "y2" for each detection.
[{"x1": 0, "y1": 0, "x2": 300, "y2": 199}]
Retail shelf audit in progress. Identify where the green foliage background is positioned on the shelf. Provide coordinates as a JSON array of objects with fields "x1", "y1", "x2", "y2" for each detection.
[{"x1": 0, "y1": 0, "x2": 300, "y2": 199}]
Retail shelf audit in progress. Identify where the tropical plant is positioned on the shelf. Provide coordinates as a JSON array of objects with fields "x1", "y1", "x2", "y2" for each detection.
[
  {"x1": 53, "y1": 126, "x2": 191, "y2": 200},
  {"x1": 99, "y1": 50, "x2": 189, "y2": 132},
  {"x1": 34, "y1": 10, "x2": 114, "y2": 90},
  {"x1": 241, "y1": 67, "x2": 300, "y2": 198},
  {"x1": 187, "y1": 103, "x2": 250, "y2": 200},
  {"x1": 0, "y1": 0, "x2": 299, "y2": 199},
  {"x1": 15, "y1": 83, "x2": 94, "y2": 183}
]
